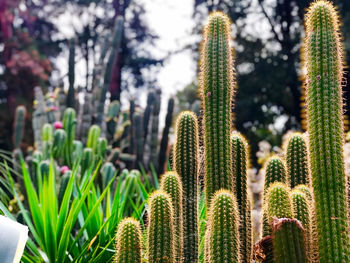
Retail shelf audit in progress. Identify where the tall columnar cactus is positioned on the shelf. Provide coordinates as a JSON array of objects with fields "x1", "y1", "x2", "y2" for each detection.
[
  {"x1": 81, "y1": 147, "x2": 93, "y2": 176},
  {"x1": 263, "y1": 182, "x2": 292, "y2": 236},
  {"x1": 13, "y1": 105, "x2": 26, "y2": 149},
  {"x1": 272, "y1": 218, "x2": 307, "y2": 263},
  {"x1": 52, "y1": 129, "x2": 67, "y2": 159},
  {"x1": 263, "y1": 156, "x2": 287, "y2": 192},
  {"x1": 101, "y1": 162, "x2": 116, "y2": 189},
  {"x1": 62, "y1": 108, "x2": 76, "y2": 167},
  {"x1": 174, "y1": 111, "x2": 199, "y2": 263},
  {"x1": 86, "y1": 125, "x2": 101, "y2": 150},
  {"x1": 115, "y1": 217, "x2": 142, "y2": 263},
  {"x1": 290, "y1": 189, "x2": 312, "y2": 258},
  {"x1": 148, "y1": 90, "x2": 161, "y2": 170},
  {"x1": 158, "y1": 97, "x2": 175, "y2": 175},
  {"x1": 230, "y1": 132, "x2": 252, "y2": 262},
  {"x1": 42, "y1": 123, "x2": 53, "y2": 159},
  {"x1": 106, "y1": 100, "x2": 120, "y2": 142},
  {"x1": 160, "y1": 172, "x2": 183, "y2": 262},
  {"x1": 133, "y1": 112, "x2": 144, "y2": 167},
  {"x1": 304, "y1": 1, "x2": 350, "y2": 261},
  {"x1": 206, "y1": 190, "x2": 239, "y2": 263},
  {"x1": 67, "y1": 38, "x2": 75, "y2": 108},
  {"x1": 285, "y1": 132, "x2": 309, "y2": 188},
  {"x1": 147, "y1": 190, "x2": 175, "y2": 263},
  {"x1": 200, "y1": 11, "x2": 235, "y2": 208}
]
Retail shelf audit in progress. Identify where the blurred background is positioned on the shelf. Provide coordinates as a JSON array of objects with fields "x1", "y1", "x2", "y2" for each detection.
[{"x1": 1, "y1": 0, "x2": 350, "y2": 166}]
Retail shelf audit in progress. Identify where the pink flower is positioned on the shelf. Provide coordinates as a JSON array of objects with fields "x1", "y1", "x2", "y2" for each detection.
[
  {"x1": 60, "y1": 166, "x2": 69, "y2": 174},
  {"x1": 54, "y1": 121, "x2": 63, "y2": 129},
  {"x1": 50, "y1": 106, "x2": 58, "y2": 111}
]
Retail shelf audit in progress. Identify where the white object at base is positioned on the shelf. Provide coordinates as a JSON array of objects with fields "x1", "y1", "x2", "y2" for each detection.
[{"x1": 0, "y1": 215, "x2": 28, "y2": 263}]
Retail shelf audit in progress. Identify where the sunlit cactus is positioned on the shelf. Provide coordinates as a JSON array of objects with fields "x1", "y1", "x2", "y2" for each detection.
[
  {"x1": 263, "y1": 156, "x2": 287, "y2": 192},
  {"x1": 230, "y1": 131, "x2": 252, "y2": 262},
  {"x1": 160, "y1": 171, "x2": 183, "y2": 262},
  {"x1": 147, "y1": 190, "x2": 175, "y2": 263},
  {"x1": 272, "y1": 217, "x2": 307, "y2": 263},
  {"x1": 263, "y1": 182, "x2": 292, "y2": 236},
  {"x1": 304, "y1": 1, "x2": 350, "y2": 261},
  {"x1": 174, "y1": 111, "x2": 199, "y2": 263},
  {"x1": 115, "y1": 217, "x2": 142, "y2": 263},
  {"x1": 284, "y1": 132, "x2": 309, "y2": 188},
  {"x1": 13, "y1": 105, "x2": 26, "y2": 149},
  {"x1": 206, "y1": 190, "x2": 239, "y2": 263}
]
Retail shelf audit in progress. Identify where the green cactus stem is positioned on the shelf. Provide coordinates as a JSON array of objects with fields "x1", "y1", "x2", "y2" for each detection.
[
  {"x1": 101, "y1": 162, "x2": 116, "y2": 190},
  {"x1": 96, "y1": 137, "x2": 107, "y2": 160},
  {"x1": 158, "y1": 97, "x2": 175, "y2": 175},
  {"x1": 174, "y1": 111, "x2": 199, "y2": 263},
  {"x1": 67, "y1": 38, "x2": 76, "y2": 108},
  {"x1": 160, "y1": 171, "x2": 183, "y2": 262},
  {"x1": 133, "y1": 112, "x2": 144, "y2": 167},
  {"x1": 272, "y1": 217, "x2": 307, "y2": 263},
  {"x1": 115, "y1": 217, "x2": 142, "y2": 263},
  {"x1": 13, "y1": 105, "x2": 26, "y2": 149},
  {"x1": 106, "y1": 101, "x2": 120, "y2": 142},
  {"x1": 81, "y1": 148, "x2": 93, "y2": 176},
  {"x1": 304, "y1": 1, "x2": 350, "y2": 261},
  {"x1": 52, "y1": 129, "x2": 67, "y2": 159},
  {"x1": 86, "y1": 125, "x2": 101, "y2": 150},
  {"x1": 285, "y1": 132, "x2": 309, "y2": 188},
  {"x1": 62, "y1": 108, "x2": 76, "y2": 167},
  {"x1": 200, "y1": 12, "x2": 235, "y2": 207},
  {"x1": 147, "y1": 190, "x2": 175, "y2": 263},
  {"x1": 231, "y1": 132, "x2": 252, "y2": 262},
  {"x1": 206, "y1": 190, "x2": 239, "y2": 263},
  {"x1": 263, "y1": 156, "x2": 287, "y2": 192}
]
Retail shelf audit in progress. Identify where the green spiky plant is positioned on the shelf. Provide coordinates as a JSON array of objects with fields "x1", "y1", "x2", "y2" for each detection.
[
  {"x1": 52, "y1": 129, "x2": 66, "y2": 159},
  {"x1": 115, "y1": 218, "x2": 142, "y2": 263},
  {"x1": 174, "y1": 111, "x2": 199, "y2": 263},
  {"x1": 284, "y1": 132, "x2": 309, "y2": 188},
  {"x1": 206, "y1": 190, "x2": 239, "y2": 263},
  {"x1": 86, "y1": 125, "x2": 101, "y2": 150},
  {"x1": 62, "y1": 108, "x2": 76, "y2": 167},
  {"x1": 13, "y1": 105, "x2": 26, "y2": 150},
  {"x1": 200, "y1": 12, "x2": 235, "y2": 207},
  {"x1": 263, "y1": 156, "x2": 287, "y2": 192},
  {"x1": 160, "y1": 171, "x2": 183, "y2": 262},
  {"x1": 304, "y1": 1, "x2": 350, "y2": 261},
  {"x1": 147, "y1": 190, "x2": 175, "y2": 263},
  {"x1": 231, "y1": 132, "x2": 252, "y2": 262},
  {"x1": 290, "y1": 189, "x2": 312, "y2": 259}
]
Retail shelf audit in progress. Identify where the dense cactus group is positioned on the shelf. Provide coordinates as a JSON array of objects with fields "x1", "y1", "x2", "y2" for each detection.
[{"x1": 9, "y1": 1, "x2": 350, "y2": 263}]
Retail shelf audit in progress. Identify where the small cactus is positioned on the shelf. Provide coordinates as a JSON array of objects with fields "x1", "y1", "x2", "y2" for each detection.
[
  {"x1": 160, "y1": 172, "x2": 183, "y2": 262},
  {"x1": 206, "y1": 190, "x2": 239, "y2": 263},
  {"x1": 304, "y1": 1, "x2": 350, "y2": 260},
  {"x1": 231, "y1": 132, "x2": 252, "y2": 262},
  {"x1": 86, "y1": 125, "x2": 101, "y2": 150},
  {"x1": 101, "y1": 162, "x2": 116, "y2": 189},
  {"x1": 263, "y1": 156, "x2": 287, "y2": 192},
  {"x1": 81, "y1": 148, "x2": 93, "y2": 176},
  {"x1": 174, "y1": 111, "x2": 199, "y2": 263},
  {"x1": 284, "y1": 132, "x2": 309, "y2": 188},
  {"x1": 62, "y1": 108, "x2": 76, "y2": 167},
  {"x1": 200, "y1": 12, "x2": 235, "y2": 207},
  {"x1": 52, "y1": 129, "x2": 67, "y2": 159},
  {"x1": 147, "y1": 190, "x2": 175, "y2": 263},
  {"x1": 13, "y1": 105, "x2": 26, "y2": 149},
  {"x1": 115, "y1": 217, "x2": 142, "y2": 263}
]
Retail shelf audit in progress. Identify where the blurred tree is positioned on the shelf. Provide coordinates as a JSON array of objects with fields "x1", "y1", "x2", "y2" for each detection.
[{"x1": 193, "y1": 0, "x2": 350, "y2": 165}]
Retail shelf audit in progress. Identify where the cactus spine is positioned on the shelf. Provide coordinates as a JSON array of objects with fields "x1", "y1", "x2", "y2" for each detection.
[
  {"x1": 174, "y1": 111, "x2": 199, "y2": 263},
  {"x1": 115, "y1": 217, "x2": 142, "y2": 263},
  {"x1": 285, "y1": 133, "x2": 309, "y2": 188},
  {"x1": 147, "y1": 190, "x2": 175, "y2": 263},
  {"x1": 231, "y1": 132, "x2": 252, "y2": 262},
  {"x1": 264, "y1": 156, "x2": 287, "y2": 192},
  {"x1": 304, "y1": 1, "x2": 350, "y2": 261},
  {"x1": 200, "y1": 11, "x2": 235, "y2": 208},
  {"x1": 13, "y1": 105, "x2": 26, "y2": 149},
  {"x1": 160, "y1": 172, "x2": 183, "y2": 262},
  {"x1": 206, "y1": 190, "x2": 239, "y2": 263}
]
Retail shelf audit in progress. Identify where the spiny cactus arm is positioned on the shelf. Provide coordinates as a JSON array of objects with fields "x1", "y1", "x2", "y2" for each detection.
[
  {"x1": 147, "y1": 190, "x2": 175, "y2": 263},
  {"x1": 174, "y1": 111, "x2": 199, "y2": 263},
  {"x1": 231, "y1": 131, "x2": 252, "y2": 262},
  {"x1": 304, "y1": 1, "x2": 350, "y2": 260},
  {"x1": 284, "y1": 132, "x2": 309, "y2": 188},
  {"x1": 200, "y1": 12, "x2": 235, "y2": 207},
  {"x1": 13, "y1": 105, "x2": 26, "y2": 149},
  {"x1": 160, "y1": 171, "x2": 183, "y2": 262},
  {"x1": 272, "y1": 217, "x2": 307, "y2": 263},
  {"x1": 115, "y1": 217, "x2": 142, "y2": 263},
  {"x1": 263, "y1": 156, "x2": 287, "y2": 192},
  {"x1": 206, "y1": 190, "x2": 239, "y2": 263}
]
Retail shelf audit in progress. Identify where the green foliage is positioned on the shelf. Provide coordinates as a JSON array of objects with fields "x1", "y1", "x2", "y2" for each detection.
[
  {"x1": 174, "y1": 111, "x2": 199, "y2": 263},
  {"x1": 206, "y1": 190, "x2": 239, "y2": 263},
  {"x1": 200, "y1": 12, "x2": 235, "y2": 207},
  {"x1": 285, "y1": 133, "x2": 309, "y2": 188},
  {"x1": 13, "y1": 105, "x2": 26, "y2": 149},
  {"x1": 304, "y1": 1, "x2": 350, "y2": 261},
  {"x1": 147, "y1": 190, "x2": 174, "y2": 263},
  {"x1": 115, "y1": 218, "x2": 142, "y2": 263},
  {"x1": 231, "y1": 132, "x2": 252, "y2": 262}
]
